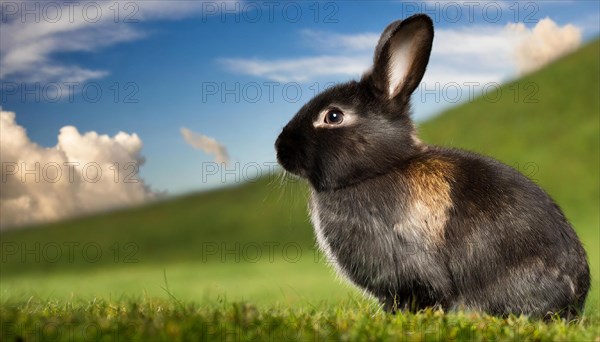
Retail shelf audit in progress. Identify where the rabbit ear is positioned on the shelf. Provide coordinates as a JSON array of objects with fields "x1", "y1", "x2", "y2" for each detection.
[{"x1": 370, "y1": 14, "x2": 434, "y2": 100}]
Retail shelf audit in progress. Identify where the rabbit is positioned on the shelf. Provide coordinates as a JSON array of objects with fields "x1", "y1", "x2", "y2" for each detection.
[{"x1": 274, "y1": 14, "x2": 590, "y2": 318}]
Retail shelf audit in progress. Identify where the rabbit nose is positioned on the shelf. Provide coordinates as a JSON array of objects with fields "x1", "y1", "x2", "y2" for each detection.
[
  {"x1": 275, "y1": 132, "x2": 285, "y2": 151},
  {"x1": 275, "y1": 133, "x2": 289, "y2": 154},
  {"x1": 275, "y1": 126, "x2": 292, "y2": 149},
  {"x1": 276, "y1": 129, "x2": 298, "y2": 159}
]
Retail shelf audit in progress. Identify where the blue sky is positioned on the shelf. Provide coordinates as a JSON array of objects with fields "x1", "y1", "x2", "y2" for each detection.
[{"x1": 1, "y1": 0, "x2": 599, "y2": 199}]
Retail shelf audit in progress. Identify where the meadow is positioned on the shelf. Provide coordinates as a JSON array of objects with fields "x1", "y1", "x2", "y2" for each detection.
[{"x1": 1, "y1": 40, "x2": 598, "y2": 341}]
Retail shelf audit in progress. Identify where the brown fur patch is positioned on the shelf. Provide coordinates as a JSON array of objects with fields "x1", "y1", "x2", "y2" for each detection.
[{"x1": 396, "y1": 157, "x2": 455, "y2": 243}]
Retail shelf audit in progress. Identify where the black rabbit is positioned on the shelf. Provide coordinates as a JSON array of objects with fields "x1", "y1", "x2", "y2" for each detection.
[{"x1": 275, "y1": 14, "x2": 590, "y2": 318}]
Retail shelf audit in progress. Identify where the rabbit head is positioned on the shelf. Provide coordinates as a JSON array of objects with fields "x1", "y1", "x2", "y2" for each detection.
[{"x1": 276, "y1": 14, "x2": 434, "y2": 191}]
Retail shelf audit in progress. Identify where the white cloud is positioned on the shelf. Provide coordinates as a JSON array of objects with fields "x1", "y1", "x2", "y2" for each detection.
[
  {"x1": 181, "y1": 127, "x2": 230, "y2": 164},
  {"x1": 508, "y1": 18, "x2": 582, "y2": 75},
  {"x1": 219, "y1": 55, "x2": 371, "y2": 82},
  {"x1": 0, "y1": 0, "x2": 236, "y2": 83},
  {"x1": 0, "y1": 110, "x2": 155, "y2": 229},
  {"x1": 220, "y1": 18, "x2": 581, "y2": 84}
]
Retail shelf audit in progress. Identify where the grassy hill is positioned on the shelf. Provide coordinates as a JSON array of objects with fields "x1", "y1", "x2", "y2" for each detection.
[
  {"x1": 1, "y1": 40, "x2": 599, "y2": 340},
  {"x1": 0, "y1": 177, "x2": 313, "y2": 274}
]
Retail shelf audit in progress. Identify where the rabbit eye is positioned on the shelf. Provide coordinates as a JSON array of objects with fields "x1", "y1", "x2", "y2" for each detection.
[{"x1": 325, "y1": 110, "x2": 344, "y2": 125}]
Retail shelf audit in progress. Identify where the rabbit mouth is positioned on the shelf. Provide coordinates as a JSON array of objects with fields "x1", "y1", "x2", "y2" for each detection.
[{"x1": 275, "y1": 147, "x2": 307, "y2": 178}]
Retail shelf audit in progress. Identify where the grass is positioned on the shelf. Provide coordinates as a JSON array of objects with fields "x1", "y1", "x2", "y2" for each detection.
[
  {"x1": 2, "y1": 299, "x2": 599, "y2": 341},
  {"x1": 1, "y1": 40, "x2": 599, "y2": 341},
  {"x1": 1, "y1": 259, "x2": 357, "y2": 305}
]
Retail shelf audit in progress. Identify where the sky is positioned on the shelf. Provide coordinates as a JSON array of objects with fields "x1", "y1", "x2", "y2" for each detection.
[{"x1": 1, "y1": 0, "x2": 599, "y2": 228}]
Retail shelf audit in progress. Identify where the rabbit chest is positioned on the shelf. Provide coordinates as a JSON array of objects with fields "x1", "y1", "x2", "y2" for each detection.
[{"x1": 308, "y1": 168, "x2": 454, "y2": 296}]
